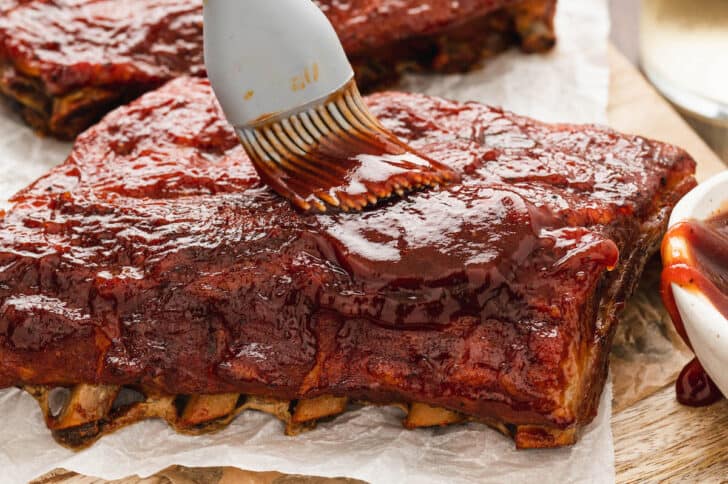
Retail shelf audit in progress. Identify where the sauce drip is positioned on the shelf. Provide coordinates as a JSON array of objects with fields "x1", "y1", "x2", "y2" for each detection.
[
  {"x1": 662, "y1": 210, "x2": 728, "y2": 406},
  {"x1": 676, "y1": 357, "x2": 723, "y2": 407}
]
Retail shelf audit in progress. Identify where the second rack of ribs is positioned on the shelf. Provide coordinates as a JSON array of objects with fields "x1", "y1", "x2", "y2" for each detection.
[{"x1": 0, "y1": 0, "x2": 556, "y2": 139}]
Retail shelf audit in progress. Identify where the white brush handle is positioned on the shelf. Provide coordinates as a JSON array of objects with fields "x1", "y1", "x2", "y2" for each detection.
[{"x1": 204, "y1": 0, "x2": 354, "y2": 127}]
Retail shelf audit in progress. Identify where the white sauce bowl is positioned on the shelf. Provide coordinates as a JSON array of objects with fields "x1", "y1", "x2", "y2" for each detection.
[{"x1": 667, "y1": 170, "x2": 728, "y2": 397}]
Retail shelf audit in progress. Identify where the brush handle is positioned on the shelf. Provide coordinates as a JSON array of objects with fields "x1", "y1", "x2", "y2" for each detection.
[{"x1": 204, "y1": 0, "x2": 354, "y2": 127}]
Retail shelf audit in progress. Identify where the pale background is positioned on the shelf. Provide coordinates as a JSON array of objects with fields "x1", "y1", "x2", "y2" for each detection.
[
  {"x1": 610, "y1": 0, "x2": 641, "y2": 64},
  {"x1": 609, "y1": 0, "x2": 728, "y2": 161}
]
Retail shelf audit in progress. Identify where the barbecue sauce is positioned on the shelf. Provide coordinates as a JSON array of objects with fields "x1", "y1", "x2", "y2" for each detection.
[
  {"x1": 676, "y1": 357, "x2": 722, "y2": 407},
  {"x1": 662, "y1": 211, "x2": 728, "y2": 406}
]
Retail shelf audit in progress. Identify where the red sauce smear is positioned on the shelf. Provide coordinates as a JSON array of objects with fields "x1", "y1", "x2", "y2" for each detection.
[{"x1": 661, "y1": 211, "x2": 728, "y2": 406}]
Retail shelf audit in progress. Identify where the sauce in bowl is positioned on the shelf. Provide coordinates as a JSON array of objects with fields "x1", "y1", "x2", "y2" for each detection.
[{"x1": 662, "y1": 210, "x2": 728, "y2": 406}]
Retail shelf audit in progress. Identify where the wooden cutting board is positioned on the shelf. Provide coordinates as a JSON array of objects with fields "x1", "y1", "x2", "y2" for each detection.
[{"x1": 607, "y1": 47, "x2": 728, "y2": 483}]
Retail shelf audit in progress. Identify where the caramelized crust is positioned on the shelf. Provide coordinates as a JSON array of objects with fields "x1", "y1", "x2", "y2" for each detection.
[
  {"x1": 0, "y1": 78, "x2": 696, "y2": 448},
  {"x1": 0, "y1": 0, "x2": 556, "y2": 139}
]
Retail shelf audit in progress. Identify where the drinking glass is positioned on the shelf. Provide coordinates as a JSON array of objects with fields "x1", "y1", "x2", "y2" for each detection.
[{"x1": 640, "y1": 0, "x2": 728, "y2": 160}]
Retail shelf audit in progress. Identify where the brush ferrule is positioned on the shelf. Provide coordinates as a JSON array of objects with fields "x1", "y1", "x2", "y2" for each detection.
[
  {"x1": 237, "y1": 80, "x2": 384, "y2": 160},
  {"x1": 241, "y1": 76, "x2": 357, "y2": 129}
]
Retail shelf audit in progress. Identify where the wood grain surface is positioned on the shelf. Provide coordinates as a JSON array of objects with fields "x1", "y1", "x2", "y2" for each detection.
[
  {"x1": 608, "y1": 46, "x2": 728, "y2": 483},
  {"x1": 613, "y1": 388, "x2": 728, "y2": 483}
]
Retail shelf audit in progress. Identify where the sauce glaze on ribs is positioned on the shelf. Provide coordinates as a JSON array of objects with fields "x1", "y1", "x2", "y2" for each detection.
[
  {"x1": 0, "y1": 0, "x2": 556, "y2": 139},
  {"x1": 0, "y1": 78, "x2": 696, "y2": 448}
]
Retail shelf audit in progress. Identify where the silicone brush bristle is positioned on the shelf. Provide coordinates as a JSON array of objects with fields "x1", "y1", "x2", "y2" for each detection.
[{"x1": 238, "y1": 81, "x2": 457, "y2": 212}]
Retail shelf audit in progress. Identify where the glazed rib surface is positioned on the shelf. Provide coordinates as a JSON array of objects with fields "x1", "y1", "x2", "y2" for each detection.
[
  {"x1": 0, "y1": 0, "x2": 556, "y2": 138},
  {"x1": 0, "y1": 78, "x2": 695, "y2": 448}
]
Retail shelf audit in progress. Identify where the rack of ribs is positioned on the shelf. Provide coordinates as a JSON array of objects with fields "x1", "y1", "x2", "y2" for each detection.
[
  {"x1": 0, "y1": 0, "x2": 557, "y2": 139},
  {"x1": 0, "y1": 77, "x2": 696, "y2": 449}
]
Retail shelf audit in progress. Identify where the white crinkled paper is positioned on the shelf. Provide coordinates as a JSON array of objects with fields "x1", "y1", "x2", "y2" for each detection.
[{"x1": 0, "y1": 0, "x2": 612, "y2": 482}]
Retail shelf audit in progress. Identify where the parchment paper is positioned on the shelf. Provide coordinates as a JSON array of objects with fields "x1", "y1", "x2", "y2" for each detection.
[
  {"x1": 0, "y1": 1, "x2": 618, "y2": 483},
  {"x1": 30, "y1": 466, "x2": 368, "y2": 484},
  {"x1": 610, "y1": 258, "x2": 693, "y2": 412}
]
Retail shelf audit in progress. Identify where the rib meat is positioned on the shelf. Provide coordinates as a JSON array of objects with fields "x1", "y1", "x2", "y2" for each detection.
[
  {"x1": 0, "y1": 77, "x2": 696, "y2": 448},
  {"x1": 0, "y1": 0, "x2": 556, "y2": 139}
]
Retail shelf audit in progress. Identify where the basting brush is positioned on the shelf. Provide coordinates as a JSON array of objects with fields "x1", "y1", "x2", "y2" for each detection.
[{"x1": 204, "y1": 0, "x2": 457, "y2": 213}]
